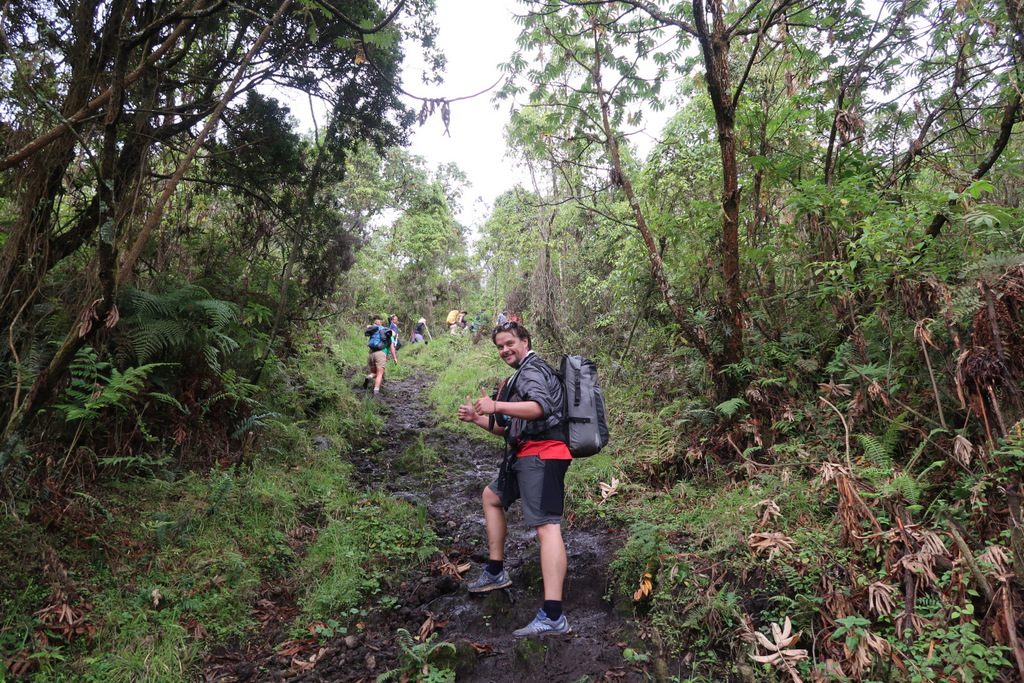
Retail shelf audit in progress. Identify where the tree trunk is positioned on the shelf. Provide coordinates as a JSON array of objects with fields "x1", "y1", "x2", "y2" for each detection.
[
  {"x1": 590, "y1": 25, "x2": 711, "y2": 363},
  {"x1": 2, "y1": 0, "x2": 292, "y2": 448},
  {"x1": 525, "y1": 156, "x2": 562, "y2": 345},
  {"x1": 693, "y1": 0, "x2": 744, "y2": 399}
]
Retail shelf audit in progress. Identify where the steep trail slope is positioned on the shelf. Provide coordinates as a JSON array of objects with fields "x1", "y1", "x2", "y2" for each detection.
[
  {"x1": 206, "y1": 369, "x2": 657, "y2": 682},
  {"x1": 362, "y1": 371, "x2": 644, "y2": 681}
]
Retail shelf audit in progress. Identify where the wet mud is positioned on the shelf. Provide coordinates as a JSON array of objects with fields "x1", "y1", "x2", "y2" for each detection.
[{"x1": 205, "y1": 371, "x2": 652, "y2": 682}]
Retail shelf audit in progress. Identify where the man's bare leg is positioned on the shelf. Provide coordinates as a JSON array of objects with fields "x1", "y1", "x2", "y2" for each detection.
[
  {"x1": 482, "y1": 486, "x2": 507, "y2": 561},
  {"x1": 536, "y1": 523, "x2": 566, "y2": 600}
]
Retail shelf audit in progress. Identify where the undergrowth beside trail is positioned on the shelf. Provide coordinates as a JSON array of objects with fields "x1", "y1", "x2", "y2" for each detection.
[
  {"x1": 0, "y1": 325, "x2": 437, "y2": 681},
  {"x1": 418, "y1": 334, "x2": 509, "y2": 435},
  {"x1": 7, "y1": 318, "x2": 1022, "y2": 682},
  {"x1": 416, "y1": 329, "x2": 1019, "y2": 682}
]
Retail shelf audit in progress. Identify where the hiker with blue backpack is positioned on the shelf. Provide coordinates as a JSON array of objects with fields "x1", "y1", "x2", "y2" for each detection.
[
  {"x1": 457, "y1": 321, "x2": 608, "y2": 637},
  {"x1": 364, "y1": 316, "x2": 398, "y2": 396}
]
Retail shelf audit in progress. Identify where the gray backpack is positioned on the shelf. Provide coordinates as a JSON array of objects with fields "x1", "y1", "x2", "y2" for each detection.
[{"x1": 559, "y1": 355, "x2": 609, "y2": 457}]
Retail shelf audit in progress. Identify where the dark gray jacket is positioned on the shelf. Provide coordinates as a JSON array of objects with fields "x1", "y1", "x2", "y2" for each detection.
[{"x1": 497, "y1": 351, "x2": 564, "y2": 449}]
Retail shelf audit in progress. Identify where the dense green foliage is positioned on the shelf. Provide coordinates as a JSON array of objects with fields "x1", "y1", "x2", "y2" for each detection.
[
  {"x1": 3, "y1": 0, "x2": 1024, "y2": 680},
  {"x1": 1, "y1": 327, "x2": 437, "y2": 679},
  {"x1": 476, "y1": 0, "x2": 1024, "y2": 679}
]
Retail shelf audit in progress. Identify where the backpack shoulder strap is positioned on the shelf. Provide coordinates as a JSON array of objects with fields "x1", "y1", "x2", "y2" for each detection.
[{"x1": 488, "y1": 377, "x2": 511, "y2": 433}]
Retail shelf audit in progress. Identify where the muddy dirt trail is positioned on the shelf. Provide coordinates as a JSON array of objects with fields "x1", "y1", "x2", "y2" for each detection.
[{"x1": 206, "y1": 371, "x2": 654, "y2": 682}]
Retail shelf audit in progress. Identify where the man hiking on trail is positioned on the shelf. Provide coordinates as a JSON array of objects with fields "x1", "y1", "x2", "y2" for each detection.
[
  {"x1": 412, "y1": 317, "x2": 428, "y2": 344},
  {"x1": 388, "y1": 314, "x2": 402, "y2": 350},
  {"x1": 364, "y1": 316, "x2": 398, "y2": 395},
  {"x1": 457, "y1": 321, "x2": 572, "y2": 637}
]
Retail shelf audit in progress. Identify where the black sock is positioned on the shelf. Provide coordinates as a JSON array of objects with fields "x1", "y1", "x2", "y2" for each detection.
[
  {"x1": 486, "y1": 559, "x2": 503, "y2": 575},
  {"x1": 542, "y1": 600, "x2": 562, "y2": 620}
]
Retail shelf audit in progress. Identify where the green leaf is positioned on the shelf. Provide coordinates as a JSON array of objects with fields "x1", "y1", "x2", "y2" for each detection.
[{"x1": 715, "y1": 397, "x2": 748, "y2": 417}]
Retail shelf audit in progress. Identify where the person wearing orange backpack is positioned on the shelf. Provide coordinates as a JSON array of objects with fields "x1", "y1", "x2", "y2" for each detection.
[{"x1": 456, "y1": 321, "x2": 572, "y2": 637}]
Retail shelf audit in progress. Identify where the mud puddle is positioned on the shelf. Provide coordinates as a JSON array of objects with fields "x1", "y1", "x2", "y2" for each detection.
[{"x1": 205, "y1": 371, "x2": 653, "y2": 682}]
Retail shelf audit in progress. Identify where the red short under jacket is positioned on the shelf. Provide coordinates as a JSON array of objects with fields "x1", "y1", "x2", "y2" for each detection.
[{"x1": 516, "y1": 439, "x2": 572, "y2": 460}]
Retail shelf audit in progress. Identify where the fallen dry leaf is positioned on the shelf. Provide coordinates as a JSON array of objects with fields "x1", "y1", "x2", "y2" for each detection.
[
  {"x1": 756, "y1": 499, "x2": 782, "y2": 527},
  {"x1": 818, "y1": 381, "x2": 851, "y2": 398},
  {"x1": 35, "y1": 599, "x2": 96, "y2": 639},
  {"x1": 953, "y1": 434, "x2": 974, "y2": 467},
  {"x1": 978, "y1": 544, "x2": 1012, "y2": 576},
  {"x1": 867, "y1": 581, "x2": 896, "y2": 616},
  {"x1": 276, "y1": 637, "x2": 316, "y2": 657},
  {"x1": 182, "y1": 616, "x2": 208, "y2": 640},
  {"x1": 437, "y1": 554, "x2": 473, "y2": 578},
  {"x1": 748, "y1": 531, "x2": 795, "y2": 560},
  {"x1": 632, "y1": 571, "x2": 653, "y2": 601},
  {"x1": 418, "y1": 614, "x2": 435, "y2": 641},
  {"x1": 4, "y1": 649, "x2": 34, "y2": 677},
  {"x1": 599, "y1": 477, "x2": 621, "y2": 501},
  {"x1": 290, "y1": 646, "x2": 326, "y2": 672},
  {"x1": 749, "y1": 616, "x2": 807, "y2": 683},
  {"x1": 846, "y1": 629, "x2": 892, "y2": 677},
  {"x1": 913, "y1": 318, "x2": 935, "y2": 347}
]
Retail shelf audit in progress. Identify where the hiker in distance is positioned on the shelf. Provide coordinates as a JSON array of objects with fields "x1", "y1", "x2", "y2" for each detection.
[
  {"x1": 457, "y1": 321, "x2": 572, "y2": 637},
  {"x1": 364, "y1": 316, "x2": 398, "y2": 396},
  {"x1": 412, "y1": 317, "x2": 429, "y2": 344},
  {"x1": 388, "y1": 314, "x2": 402, "y2": 350}
]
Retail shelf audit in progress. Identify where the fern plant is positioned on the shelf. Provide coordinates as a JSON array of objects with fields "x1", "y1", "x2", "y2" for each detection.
[
  {"x1": 855, "y1": 412, "x2": 909, "y2": 467},
  {"x1": 375, "y1": 629, "x2": 456, "y2": 683},
  {"x1": 117, "y1": 285, "x2": 240, "y2": 372},
  {"x1": 715, "y1": 397, "x2": 749, "y2": 418},
  {"x1": 55, "y1": 346, "x2": 181, "y2": 466},
  {"x1": 855, "y1": 413, "x2": 939, "y2": 507},
  {"x1": 56, "y1": 346, "x2": 178, "y2": 423},
  {"x1": 230, "y1": 412, "x2": 281, "y2": 440}
]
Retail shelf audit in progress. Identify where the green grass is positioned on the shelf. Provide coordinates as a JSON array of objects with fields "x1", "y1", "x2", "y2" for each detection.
[
  {"x1": 397, "y1": 433, "x2": 442, "y2": 475},
  {"x1": 73, "y1": 453, "x2": 354, "y2": 680},
  {"x1": 419, "y1": 337, "x2": 507, "y2": 434},
  {"x1": 0, "y1": 324, "x2": 439, "y2": 682},
  {"x1": 300, "y1": 491, "x2": 437, "y2": 621},
  {"x1": 1, "y1": 458, "x2": 318, "y2": 681}
]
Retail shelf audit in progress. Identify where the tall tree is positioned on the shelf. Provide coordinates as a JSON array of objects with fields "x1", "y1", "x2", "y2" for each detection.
[
  {"x1": 504, "y1": 0, "x2": 802, "y2": 398},
  {"x1": 0, "y1": 0, "x2": 440, "y2": 447}
]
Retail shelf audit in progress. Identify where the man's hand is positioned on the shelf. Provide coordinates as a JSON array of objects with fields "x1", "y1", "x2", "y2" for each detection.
[
  {"x1": 457, "y1": 395, "x2": 478, "y2": 423},
  {"x1": 474, "y1": 387, "x2": 496, "y2": 416}
]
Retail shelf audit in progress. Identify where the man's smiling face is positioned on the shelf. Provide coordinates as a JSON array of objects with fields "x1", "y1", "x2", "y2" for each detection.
[{"x1": 494, "y1": 330, "x2": 530, "y2": 368}]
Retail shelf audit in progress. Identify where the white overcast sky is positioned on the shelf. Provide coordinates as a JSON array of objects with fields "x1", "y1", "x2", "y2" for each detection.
[
  {"x1": 399, "y1": 0, "x2": 525, "y2": 228},
  {"x1": 277, "y1": 0, "x2": 672, "y2": 229},
  {"x1": 400, "y1": 0, "x2": 675, "y2": 229}
]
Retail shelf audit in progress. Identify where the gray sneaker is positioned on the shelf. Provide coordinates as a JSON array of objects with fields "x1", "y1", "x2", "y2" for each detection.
[
  {"x1": 466, "y1": 568, "x2": 511, "y2": 593},
  {"x1": 512, "y1": 609, "x2": 572, "y2": 637}
]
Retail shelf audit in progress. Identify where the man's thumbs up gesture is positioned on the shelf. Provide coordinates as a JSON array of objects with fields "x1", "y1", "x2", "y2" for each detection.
[
  {"x1": 457, "y1": 394, "x2": 478, "y2": 423},
  {"x1": 474, "y1": 387, "x2": 497, "y2": 416}
]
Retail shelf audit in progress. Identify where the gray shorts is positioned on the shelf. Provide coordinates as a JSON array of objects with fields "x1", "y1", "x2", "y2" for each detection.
[{"x1": 489, "y1": 456, "x2": 569, "y2": 527}]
